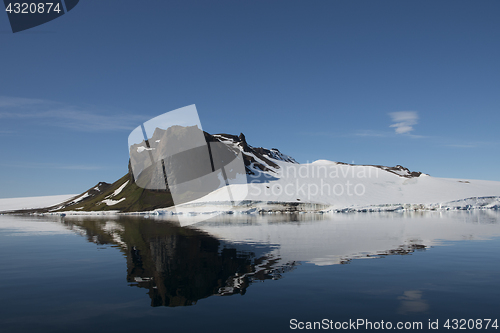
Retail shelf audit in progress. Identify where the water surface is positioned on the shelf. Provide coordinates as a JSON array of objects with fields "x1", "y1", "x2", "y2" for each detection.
[{"x1": 0, "y1": 211, "x2": 499, "y2": 332}]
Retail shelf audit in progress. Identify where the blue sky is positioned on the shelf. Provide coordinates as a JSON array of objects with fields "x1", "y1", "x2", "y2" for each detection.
[{"x1": 1, "y1": 0, "x2": 499, "y2": 198}]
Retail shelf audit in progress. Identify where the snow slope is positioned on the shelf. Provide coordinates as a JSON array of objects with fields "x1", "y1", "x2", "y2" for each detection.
[
  {"x1": 170, "y1": 134, "x2": 500, "y2": 213},
  {"x1": 169, "y1": 158, "x2": 500, "y2": 214},
  {"x1": 0, "y1": 194, "x2": 77, "y2": 213}
]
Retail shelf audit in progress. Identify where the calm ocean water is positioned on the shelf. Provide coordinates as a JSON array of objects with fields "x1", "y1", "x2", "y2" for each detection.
[{"x1": 0, "y1": 211, "x2": 499, "y2": 332}]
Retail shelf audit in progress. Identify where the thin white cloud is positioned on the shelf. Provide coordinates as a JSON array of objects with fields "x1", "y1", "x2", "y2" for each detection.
[
  {"x1": 353, "y1": 130, "x2": 389, "y2": 138},
  {"x1": 300, "y1": 130, "x2": 392, "y2": 138},
  {"x1": 444, "y1": 140, "x2": 499, "y2": 148},
  {"x1": 0, "y1": 96, "x2": 48, "y2": 108},
  {"x1": 389, "y1": 111, "x2": 419, "y2": 134},
  {"x1": 0, "y1": 162, "x2": 106, "y2": 170},
  {"x1": 445, "y1": 144, "x2": 477, "y2": 148},
  {"x1": 56, "y1": 164, "x2": 105, "y2": 170},
  {"x1": 0, "y1": 96, "x2": 148, "y2": 132}
]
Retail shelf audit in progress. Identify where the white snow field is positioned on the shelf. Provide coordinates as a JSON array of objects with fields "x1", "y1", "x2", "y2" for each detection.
[
  {"x1": 164, "y1": 159, "x2": 500, "y2": 216},
  {"x1": 0, "y1": 194, "x2": 77, "y2": 213}
]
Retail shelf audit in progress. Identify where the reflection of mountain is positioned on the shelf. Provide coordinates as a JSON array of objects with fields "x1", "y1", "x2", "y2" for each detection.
[
  {"x1": 193, "y1": 210, "x2": 500, "y2": 266},
  {"x1": 57, "y1": 211, "x2": 500, "y2": 306},
  {"x1": 61, "y1": 217, "x2": 295, "y2": 307}
]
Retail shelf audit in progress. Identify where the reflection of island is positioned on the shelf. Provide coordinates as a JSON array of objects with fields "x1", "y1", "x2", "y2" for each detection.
[
  {"x1": 194, "y1": 210, "x2": 500, "y2": 266},
  {"x1": 60, "y1": 210, "x2": 500, "y2": 307},
  {"x1": 61, "y1": 217, "x2": 296, "y2": 307}
]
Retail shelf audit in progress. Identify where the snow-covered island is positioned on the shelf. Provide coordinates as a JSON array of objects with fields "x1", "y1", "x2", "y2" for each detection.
[{"x1": 1, "y1": 132, "x2": 499, "y2": 218}]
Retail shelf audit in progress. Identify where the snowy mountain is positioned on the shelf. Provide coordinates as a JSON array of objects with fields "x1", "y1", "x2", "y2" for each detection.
[
  {"x1": 5, "y1": 130, "x2": 500, "y2": 215},
  {"x1": 14, "y1": 132, "x2": 298, "y2": 213}
]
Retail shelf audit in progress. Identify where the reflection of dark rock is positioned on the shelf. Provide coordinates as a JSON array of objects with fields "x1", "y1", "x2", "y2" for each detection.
[
  {"x1": 61, "y1": 217, "x2": 295, "y2": 307},
  {"x1": 132, "y1": 232, "x2": 256, "y2": 307},
  {"x1": 338, "y1": 243, "x2": 427, "y2": 265},
  {"x1": 375, "y1": 243, "x2": 427, "y2": 256}
]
